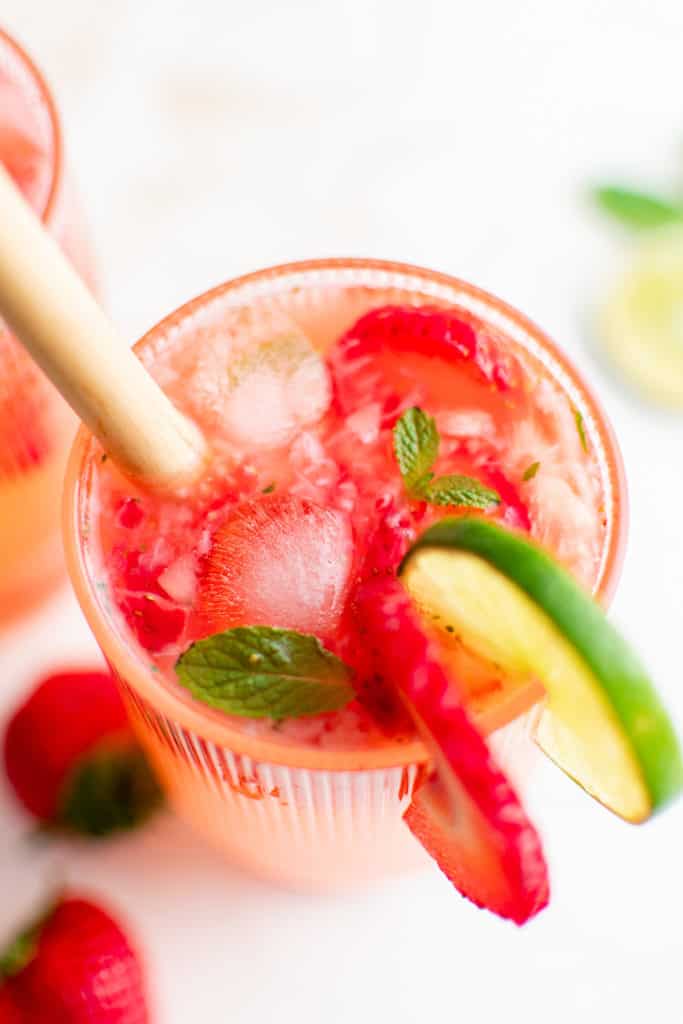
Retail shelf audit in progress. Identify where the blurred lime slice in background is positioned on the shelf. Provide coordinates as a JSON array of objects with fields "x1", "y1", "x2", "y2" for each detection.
[{"x1": 597, "y1": 226, "x2": 683, "y2": 408}]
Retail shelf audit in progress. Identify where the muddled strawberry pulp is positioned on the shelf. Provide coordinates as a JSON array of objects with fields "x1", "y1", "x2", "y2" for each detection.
[{"x1": 91, "y1": 289, "x2": 605, "y2": 753}]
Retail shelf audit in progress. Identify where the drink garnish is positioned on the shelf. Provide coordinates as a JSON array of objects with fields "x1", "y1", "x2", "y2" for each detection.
[
  {"x1": 355, "y1": 575, "x2": 549, "y2": 924},
  {"x1": 593, "y1": 185, "x2": 683, "y2": 230},
  {"x1": 400, "y1": 517, "x2": 683, "y2": 822},
  {"x1": 393, "y1": 407, "x2": 500, "y2": 509},
  {"x1": 176, "y1": 626, "x2": 354, "y2": 719}
]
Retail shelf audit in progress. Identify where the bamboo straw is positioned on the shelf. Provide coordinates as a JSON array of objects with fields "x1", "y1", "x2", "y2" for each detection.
[{"x1": 0, "y1": 165, "x2": 207, "y2": 489}]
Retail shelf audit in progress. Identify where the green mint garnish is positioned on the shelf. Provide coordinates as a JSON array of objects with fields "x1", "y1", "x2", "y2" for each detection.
[
  {"x1": 393, "y1": 406, "x2": 440, "y2": 493},
  {"x1": 593, "y1": 186, "x2": 683, "y2": 230},
  {"x1": 393, "y1": 407, "x2": 500, "y2": 509},
  {"x1": 573, "y1": 408, "x2": 588, "y2": 452},
  {"x1": 175, "y1": 626, "x2": 354, "y2": 719},
  {"x1": 421, "y1": 474, "x2": 500, "y2": 509},
  {"x1": 522, "y1": 461, "x2": 540, "y2": 481}
]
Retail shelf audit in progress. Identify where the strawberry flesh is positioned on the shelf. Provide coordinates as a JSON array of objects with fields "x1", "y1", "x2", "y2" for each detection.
[
  {"x1": 329, "y1": 305, "x2": 519, "y2": 418},
  {"x1": 1, "y1": 897, "x2": 148, "y2": 1023},
  {"x1": 0, "y1": 986, "x2": 23, "y2": 1024},
  {"x1": 354, "y1": 576, "x2": 549, "y2": 924},
  {"x1": 114, "y1": 549, "x2": 186, "y2": 653}
]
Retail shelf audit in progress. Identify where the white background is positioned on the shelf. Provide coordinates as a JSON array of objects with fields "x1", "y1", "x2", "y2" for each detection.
[{"x1": 2, "y1": 1, "x2": 683, "y2": 1020}]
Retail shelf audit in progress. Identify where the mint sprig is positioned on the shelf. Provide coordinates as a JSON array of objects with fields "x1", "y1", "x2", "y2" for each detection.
[
  {"x1": 393, "y1": 406, "x2": 439, "y2": 492},
  {"x1": 176, "y1": 626, "x2": 354, "y2": 719},
  {"x1": 593, "y1": 186, "x2": 683, "y2": 230},
  {"x1": 393, "y1": 407, "x2": 500, "y2": 509}
]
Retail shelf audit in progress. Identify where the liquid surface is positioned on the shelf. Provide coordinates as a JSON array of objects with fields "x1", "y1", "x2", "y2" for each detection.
[{"x1": 86, "y1": 282, "x2": 607, "y2": 752}]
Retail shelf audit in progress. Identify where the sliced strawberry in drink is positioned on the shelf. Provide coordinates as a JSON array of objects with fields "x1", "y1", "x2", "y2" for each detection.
[
  {"x1": 195, "y1": 493, "x2": 354, "y2": 642},
  {"x1": 354, "y1": 576, "x2": 549, "y2": 924},
  {"x1": 329, "y1": 305, "x2": 519, "y2": 418}
]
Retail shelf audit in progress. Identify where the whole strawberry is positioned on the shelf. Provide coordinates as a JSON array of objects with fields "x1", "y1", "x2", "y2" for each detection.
[
  {"x1": 3, "y1": 670, "x2": 161, "y2": 837},
  {"x1": 0, "y1": 896, "x2": 149, "y2": 1022}
]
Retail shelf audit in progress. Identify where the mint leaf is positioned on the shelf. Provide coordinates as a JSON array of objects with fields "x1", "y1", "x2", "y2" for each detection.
[
  {"x1": 573, "y1": 407, "x2": 588, "y2": 452},
  {"x1": 522, "y1": 461, "x2": 540, "y2": 481},
  {"x1": 421, "y1": 474, "x2": 500, "y2": 509},
  {"x1": 176, "y1": 626, "x2": 354, "y2": 719},
  {"x1": 393, "y1": 407, "x2": 439, "y2": 493},
  {"x1": 593, "y1": 186, "x2": 682, "y2": 229}
]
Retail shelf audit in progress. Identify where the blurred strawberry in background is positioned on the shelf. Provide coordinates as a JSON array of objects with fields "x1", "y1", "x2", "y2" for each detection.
[
  {"x1": 0, "y1": 894, "x2": 149, "y2": 1022},
  {"x1": 3, "y1": 669, "x2": 161, "y2": 837}
]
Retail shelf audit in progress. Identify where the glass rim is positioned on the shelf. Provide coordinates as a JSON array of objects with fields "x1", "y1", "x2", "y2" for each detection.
[
  {"x1": 0, "y1": 26, "x2": 63, "y2": 227},
  {"x1": 63, "y1": 257, "x2": 629, "y2": 772}
]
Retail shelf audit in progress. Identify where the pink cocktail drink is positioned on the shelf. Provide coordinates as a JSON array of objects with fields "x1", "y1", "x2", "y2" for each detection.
[
  {"x1": 65, "y1": 260, "x2": 626, "y2": 893},
  {"x1": 0, "y1": 28, "x2": 96, "y2": 621}
]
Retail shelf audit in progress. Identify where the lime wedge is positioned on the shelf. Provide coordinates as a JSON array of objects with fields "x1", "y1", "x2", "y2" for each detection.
[
  {"x1": 598, "y1": 227, "x2": 683, "y2": 407},
  {"x1": 400, "y1": 518, "x2": 683, "y2": 823}
]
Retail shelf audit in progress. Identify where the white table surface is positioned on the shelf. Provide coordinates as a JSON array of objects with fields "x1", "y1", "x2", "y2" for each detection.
[{"x1": 2, "y1": 2, "x2": 683, "y2": 1020}]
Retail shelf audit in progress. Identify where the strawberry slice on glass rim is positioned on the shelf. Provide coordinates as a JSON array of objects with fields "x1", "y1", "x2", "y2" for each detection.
[{"x1": 354, "y1": 575, "x2": 549, "y2": 925}]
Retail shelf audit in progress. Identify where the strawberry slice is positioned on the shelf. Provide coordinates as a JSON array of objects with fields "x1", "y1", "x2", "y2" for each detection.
[
  {"x1": 195, "y1": 493, "x2": 354, "y2": 642},
  {"x1": 354, "y1": 576, "x2": 549, "y2": 924},
  {"x1": 329, "y1": 305, "x2": 519, "y2": 418}
]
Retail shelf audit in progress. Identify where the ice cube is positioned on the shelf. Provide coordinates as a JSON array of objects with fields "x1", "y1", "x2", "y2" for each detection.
[
  {"x1": 152, "y1": 306, "x2": 331, "y2": 452},
  {"x1": 222, "y1": 333, "x2": 330, "y2": 449},
  {"x1": 158, "y1": 553, "x2": 198, "y2": 605}
]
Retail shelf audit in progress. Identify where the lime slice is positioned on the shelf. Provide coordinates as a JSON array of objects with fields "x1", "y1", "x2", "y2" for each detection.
[
  {"x1": 597, "y1": 227, "x2": 683, "y2": 407},
  {"x1": 400, "y1": 518, "x2": 683, "y2": 823}
]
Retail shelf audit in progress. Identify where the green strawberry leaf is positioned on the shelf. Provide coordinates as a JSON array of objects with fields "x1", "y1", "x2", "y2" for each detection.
[
  {"x1": 522, "y1": 461, "x2": 540, "y2": 481},
  {"x1": 57, "y1": 744, "x2": 163, "y2": 838},
  {"x1": 175, "y1": 626, "x2": 354, "y2": 719},
  {"x1": 393, "y1": 407, "x2": 439, "y2": 493},
  {"x1": 593, "y1": 186, "x2": 683, "y2": 229},
  {"x1": 421, "y1": 474, "x2": 500, "y2": 509},
  {"x1": 0, "y1": 898, "x2": 59, "y2": 979}
]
